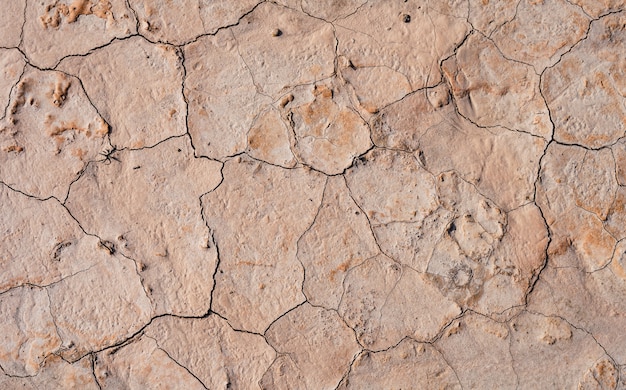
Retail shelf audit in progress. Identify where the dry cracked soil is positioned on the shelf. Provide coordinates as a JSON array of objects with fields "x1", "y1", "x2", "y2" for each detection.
[{"x1": 1, "y1": 0, "x2": 626, "y2": 389}]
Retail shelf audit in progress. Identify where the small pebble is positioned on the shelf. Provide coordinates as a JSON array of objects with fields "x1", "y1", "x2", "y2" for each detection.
[
  {"x1": 272, "y1": 28, "x2": 282, "y2": 37},
  {"x1": 403, "y1": 14, "x2": 411, "y2": 23}
]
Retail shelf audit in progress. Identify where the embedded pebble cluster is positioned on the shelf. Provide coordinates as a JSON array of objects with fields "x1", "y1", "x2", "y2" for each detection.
[{"x1": 1, "y1": 0, "x2": 625, "y2": 388}]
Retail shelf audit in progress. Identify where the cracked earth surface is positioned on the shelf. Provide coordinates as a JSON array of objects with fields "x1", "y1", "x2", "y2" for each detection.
[{"x1": 0, "y1": 0, "x2": 625, "y2": 389}]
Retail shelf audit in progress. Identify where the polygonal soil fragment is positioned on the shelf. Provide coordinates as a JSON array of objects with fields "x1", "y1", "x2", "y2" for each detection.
[
  {"x1": 0, "y1": 68, "x2": 108, "y2": 199},
  {"x1": 184, "y1": 29, "x2": 272, "y2": 159},
  {"x1": 509, "y1": 312, "x2": 612, "y2": 388},
  {"x1": 0, "y1": 0, "x2": 25, "y2": 47},
  {"x1": 231, "y1": 3, "x2": 336, "y2": 99},
  {"x1": 442, "y1": 33, "x2": 552, "y2": 139},
  {"x1": 370, "y1": 83, "x2": 452, "y2": 151},
  {"x1": 47, "y1": 255, "x2": 152, "y2": 361},
  {"x1": 427, "y1": 172, "x2": 548, "y2": 313},
  {"x1": 339, "y1": 254, "x2": 461, "y2": 351},
  {"x1": 287, "y1": 83, "x2": 372, "y2": 174},
  {"x1": 479, "y1": 203, "x2": 549, "y2": 311},
  {"x1": 131, "y1": 0, "x2": 260, "y2": 45},
  {"x1": 542, "y1": 12, "x2": 626, "y2": 148},
  {"x1": 336, "y1": 0, "x2": 470, "y2": 111},
  {"x1": 263, "y1": 303, "x2": 361, "y2": 390},
  {"x1": 536, "y1": 143, "x2": 617, "y2": 271},
  {"x1": 0, "y1": 286, "x2": 61, "y2": 376},
  {"x1": 338, "y1": 339, "x2": 461, "y2": 389},
  {"x1": 491, "y1": 0, "x2": 590, "y2": 71},
  {"x1": 344, "y1": 148, "x2": 439, "y2": 225},
  {"x1": 297, "y1": 176, "x2": 379, "y2": 309},
  {"x1": 145, "y1": 315, "x2": 275, "y2": 389},
  {"x1": 372, "y1": 208, "x2": 452, "y2": 271},
  {"x1": 247, "y1": 108, "x2": 296, "y2": 168},
  {"x1": 0, "y1": 184, "x2": 99, "y2": 292},
  {"x1": 419, "y1": 109, "x2": 546, "y2": 211},
  {"x1": 529, "y1": 249, "x2": 626, "y2": 364},
  {"x1": 94, "y1": 336, "x2": 206, "y2": 389},
  {"x1": 203, "y1": 156, "x2": 326, "y2": 333},
  {"x1": 436, "y1": 313, "x2": 516, "y2": 389},
  {"x1": 58, "y1": 37, "x2": 186, "y2": 149},
  {"x1": 21, "y1": 0, "x2": 136, "y2": 68},
  {"x1": 0, "y1": 49, "x2": 25, "y2": 118},
  {"x1": 65, "y1": 136, "x2": 222, "y2": 316},
  {"x1": 573, "y1": 148, "x2": 618, "y2": 220},
  {"x1": 339, "y1": 64, "x2": 412, "y2": 115}
]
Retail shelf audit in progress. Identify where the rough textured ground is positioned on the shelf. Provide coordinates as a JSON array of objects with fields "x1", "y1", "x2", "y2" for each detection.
[{"x1": 1, "y1": 0, "x2": 625, "y2": 389}]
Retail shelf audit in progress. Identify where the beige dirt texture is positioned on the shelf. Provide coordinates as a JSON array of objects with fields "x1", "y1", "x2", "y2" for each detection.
[{"x1": 1, "y1": 0, "x2": 626, "y2": 389}]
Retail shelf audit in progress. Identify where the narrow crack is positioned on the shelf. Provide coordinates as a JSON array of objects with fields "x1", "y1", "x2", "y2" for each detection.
[
  {"x1": 144, "y1": 335, "x2": 209, "y2": 390},
  {"x1": 18, "y1": 0, "x2": 27, "y2": 48},
  {"x1": 295, "y1": 176, "x2": 329, "y2": 303},
  {"x1": 0, "y1": 52, "x2": 27, "y2": 121},
  {"x1": 90, "y1": 353, "x2": 103, "y2": 390}
]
